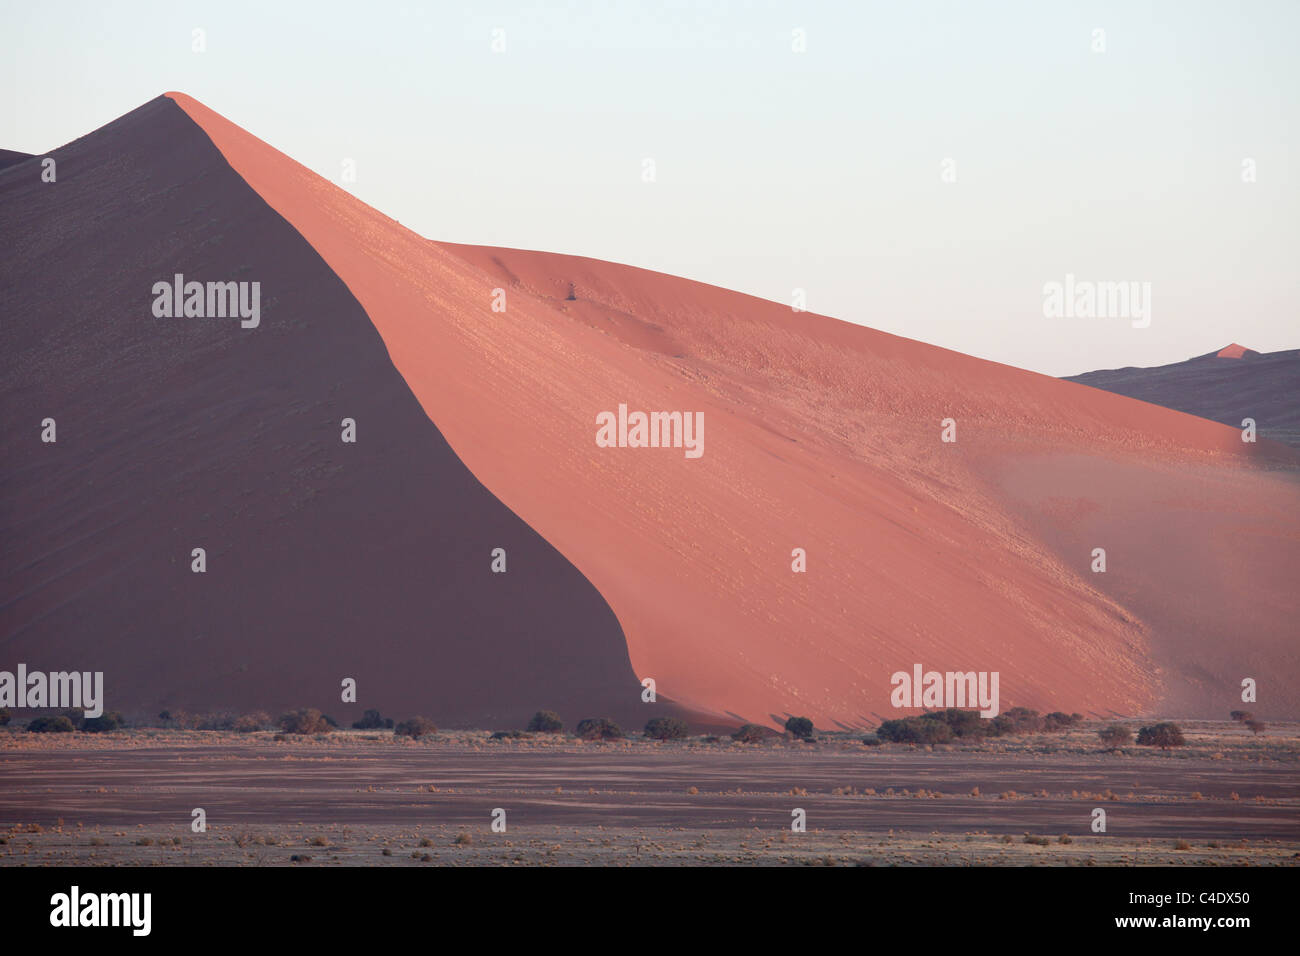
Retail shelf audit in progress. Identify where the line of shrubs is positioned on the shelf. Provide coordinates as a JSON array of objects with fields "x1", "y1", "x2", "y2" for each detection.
[
  {"x1": 277, "y1": 708, "x2": 438, "y2": 739},
  {"x1": 8, "y1": 703, "x2": 819, "y2": 744},
  {"x1": 21, "y1": 710, "x2": 126, "y2": 734},
  {"x1": 873, "y1": 707, "x2": 1083, "y2": 744},
  {"x1": 512, "y1": 712, "x2": 816, "y2": 742},
  {"x1": 1099, "y1": 722, "x2": 1187, "y2": 749}
]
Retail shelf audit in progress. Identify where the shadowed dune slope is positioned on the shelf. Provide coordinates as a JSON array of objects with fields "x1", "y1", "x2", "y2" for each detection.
[
  {"x1": 165, "y1": 93, "x2": 1300, "y2": 725},
  {"x1": 0, "y1": 96, "x2": 648, "y2": 728},
  {"x1": 0, "y1": 149, "x2": 35, "y2": 172},
  {"x1": 1067, "y1": 346, "x2": 1300, "y2": 448}
]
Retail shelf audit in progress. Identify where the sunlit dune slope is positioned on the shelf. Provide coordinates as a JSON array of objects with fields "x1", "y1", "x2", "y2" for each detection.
[{"x1": 95, "y1": 94, "x2": 1300, "y2": 723}]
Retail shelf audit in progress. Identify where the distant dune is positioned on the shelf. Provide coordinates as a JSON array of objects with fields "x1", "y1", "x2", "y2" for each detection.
[
  {"x1": 1066, "y1": 346, "x2": 1300, "y2": 448},
  {"x1": 0, "y1": 149, "x2": 34, "y2": 172},
  {"x1": 2, "y1": 93, "x2": 1297, "y2": 728}
]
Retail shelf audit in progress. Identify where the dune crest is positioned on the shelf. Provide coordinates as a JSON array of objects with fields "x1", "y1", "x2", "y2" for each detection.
[{"x1": 1217, "y1": 343, "x2": 1256, "y2": 359}]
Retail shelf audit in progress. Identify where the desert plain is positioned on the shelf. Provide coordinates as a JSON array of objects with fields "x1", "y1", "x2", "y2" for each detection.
[{"x1": 2, "y1": 720, "x2": 1296, "y2": 866}]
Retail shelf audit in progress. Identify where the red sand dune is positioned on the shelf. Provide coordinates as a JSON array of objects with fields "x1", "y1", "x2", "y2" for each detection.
[
  {"x1": 159, "y1": 92, "x2": 1300, "y2": 725},
  {"x1": 1217, "y1": 343, "x2": 1255, "y2": 359}
]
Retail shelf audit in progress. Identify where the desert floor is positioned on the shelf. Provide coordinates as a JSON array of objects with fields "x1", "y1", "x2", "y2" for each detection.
[{"x1": 2, "y1": 721, "x2": 1296, "y2": 866}]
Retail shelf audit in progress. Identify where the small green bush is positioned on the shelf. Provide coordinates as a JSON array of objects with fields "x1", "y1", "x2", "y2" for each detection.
[
  {"x1": 278, "y1": 709, "x2": 333, "y2": 735},
  {"x1": 644, "y1": 717, "x2": 689, "y2": 740},
  {"x1": 352, "y1": 709, "x2": 393, "y2": 730},
  {"x1": 1043, "y1": 711, "x2": 1082, "y2": 732},
  {"x1": 1098, "y1": 724, "x2": 1132, "y2": 749},
  {"x1": 526, "y1": 710, "x2": 563, "y2": 733},
  {"x1": 784, "y1": 716, "x2": 815, "y2": 740},
  {"x1": 81, "y1": 712, "x2": 125, "y2": 733},
  {"x1": 394, "y1": 716, "x2": 437, "y2": 739},
  {"x1": 233, "y1": 712, "x2": 270, "y2": 733},
  {"x1": 990, "y1": 707, "x2": 1041, "y2": 736},
  {"x1": 876, "y1": 716, "x2": 953, "y2": 744},
  {"x1": 1136, "y1": 722, "x2": 1185, "y2": 750},
  {"x1": 575, "y1": 718, "x2": 623, "y2": 740},
  {"x1": 27, "y1": 716, "x2": 75, "y2": 733},
  {"x1": 731, "y1": 723, "x2": 775, "y2": 743}
]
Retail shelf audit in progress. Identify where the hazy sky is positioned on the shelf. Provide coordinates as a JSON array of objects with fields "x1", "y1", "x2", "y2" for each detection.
[{"x1": 3, "y1": 1, "x2": 1296, "y2": 376}]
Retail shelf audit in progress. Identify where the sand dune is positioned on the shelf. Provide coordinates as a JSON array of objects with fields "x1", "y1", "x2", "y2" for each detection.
[
  {"x1": 1068, "y1": 345, "x2": 1300, "y2": 448},
  {"x1": 0, "y1": 97, "x2": 645, "y2": 728},
  {"x1": 151, "y1": 93, "x2": 1300, "y2": 725},
  {"x1": 0, "y1": 149, "x2": 34, "y2": 172}
]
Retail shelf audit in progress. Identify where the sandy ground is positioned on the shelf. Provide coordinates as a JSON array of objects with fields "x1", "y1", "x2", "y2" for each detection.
[{"x1": 3, "y1": 722, "x2": 1296, "y2": 866}]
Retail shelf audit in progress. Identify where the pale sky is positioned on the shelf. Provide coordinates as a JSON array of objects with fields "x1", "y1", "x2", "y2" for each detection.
[{"x1": 3, "y1": 0, "x2": 1296, "y2": 376}]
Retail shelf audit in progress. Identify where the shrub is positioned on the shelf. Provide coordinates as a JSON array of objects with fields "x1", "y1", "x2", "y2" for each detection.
[
  {"x1": 233, "y1": 712, "x2": 270, "y2": 733},
  {"x1": 1136, "y1": 722, "x2": 1185, "y2": 750},
  {"x1": 991, "y1": 707, "x2": 1043, "y2": 736},
  {"x1": 81, "y1": 712, "x2": 125, "y2": 733},
  {"x1": 490, "y1": 729, "x2": 527, "y2": 740},
  {"x1": 1043, "y1": 711, "x2": 1082, "y2": 732},
  {"x1": 877, "y1": 717, "x2": 953, "y2": 744},
  {"x1": 278, "y1": 709, "x2": 333, "y2": 735},
  {"x1": 575, "y1": 718, "x2": 623, "y2": 740},
  {"x1": 394, "y1": 716, "x2": 437, "y2": 739},
  {"x1": 784, "y1": 716, "x2": 815, "y2": 740},
  {"x1": 194, "y1": 713, "x2": 237, "y2": 731},
  {"x1": 923, "y1": 708, "x2": 992, "y2": 738},
  {"x1": 1230, "y1": 710, "x2": 1252, "y2": 722},
  {"x1": 27, "y1": 716, "x2": 75, "y2": 733},
  {"x1": 526, "y1": 710, "x2": 563, "y2": 734},
  {"x1": 644, "y1": 717, "x2": 689, "y2": 741},
  {"x1": 732, "y1": 723, "x2": 776, "y2": 743},
  {"x1": 1098, "y1": 724, "x2": 1132, "y2": 749},
  {"x1": 1245, "y1": 720, "x2": 1266, "y2": 736},
  {"x1": 0, "y1": 707, "x2": 10, "y2": 726},
  {"x1": 351, "y1": 709, "x2": 392, "y2": 730}
]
